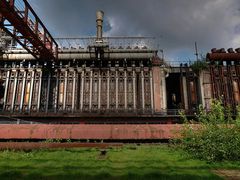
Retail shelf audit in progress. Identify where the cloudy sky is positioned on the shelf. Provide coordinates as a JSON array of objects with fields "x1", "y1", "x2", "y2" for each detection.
[{"x1": 28, "y1": 0, "x2": 240, "y2": 62}]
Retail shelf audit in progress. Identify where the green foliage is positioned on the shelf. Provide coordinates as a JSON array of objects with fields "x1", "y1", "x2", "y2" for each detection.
[
  {"x1": 190, "y1": 60, "x2": 208, "y2": 75},
  {"x1": 179, "y1": 99, "x2": 240, "y2": 162},
  {"x1": 44, "y1": 138, "x2": 63, "y2": 143}
]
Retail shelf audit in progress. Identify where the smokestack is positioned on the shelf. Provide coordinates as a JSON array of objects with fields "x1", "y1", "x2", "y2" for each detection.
[{"x1": 96, "y1": 11, "x2": 104, "y2": 41}]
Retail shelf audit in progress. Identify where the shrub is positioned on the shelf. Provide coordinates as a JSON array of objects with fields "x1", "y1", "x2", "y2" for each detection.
[{"x1": 179, "y1": 99, "x2": 240, "y2": 162}]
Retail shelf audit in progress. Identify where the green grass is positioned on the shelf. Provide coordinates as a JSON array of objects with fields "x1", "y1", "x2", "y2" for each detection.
[{"x1": 0, "y1": 144, "x2": 239, "y2": 180}]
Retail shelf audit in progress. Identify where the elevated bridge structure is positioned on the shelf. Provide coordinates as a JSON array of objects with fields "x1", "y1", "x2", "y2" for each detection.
[{"x1": 0, "y1": 0, "x2": 58, "y2": 60}]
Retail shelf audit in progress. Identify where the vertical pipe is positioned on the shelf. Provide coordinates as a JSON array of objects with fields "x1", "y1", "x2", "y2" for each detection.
[
  {"x1": 182, "y1": 76, "x2": 189, "y2": 110},
  {"x1": 116, "y1": 70, "x2": 118, "y2": 110},
  {"x1": 162, "y1": 71, "x2": 167, "y2": 110},
  {"x1": 37, "y1": 70, "x2": 42, "y2": 112},
  {"x1": 141, "y1": 70, "x2": 145, "y2": 111},
  {"x1": 133, "y1": 70, "x2": 136, "y2": 110},
  {"x1": 98, "y1": 72, "x2": 101, "y2": 110},
  {"x1": 63, "y1": 70, "x2": 67, "y2": 110},
  {"x1": 54, "y1": 71, "x2": 59, "y2": 113},
  {"x1": 80, "y1": 71, "x2": 84, "y2": 111},
  {"x1": 28, "y1": 70, "x2": 35, "y2": 112},
  {"x1": 107, "y1": 70, "x2": 110, "y2": 110},
  {"x1": 209, "y1": 65, "x2": 216, "y2": 99},
  {"x1": 11, "y1": 70, "x2": 18, "y2": 112},
  {"x1": 20, "y1": 70, "x2": 26, "y2": 112},
  {"x1": 124, "y1": 71, "x2": 127, "y2": 110},
  {"x1": 89, "y1": 70, "x2": 93, "y2": 111},
  {"x1": 3, "y1": 70, "x2": 10, "y2": 109},
  {"x1": 45, "y1": 73, "x2": 51, "y2": 113},
  {"x1": 72, "y1": 70, "x2": 76, "y2": 112},
  {"x1": 180, "y1": 66, "x2": 185, "y2": 108},
  {"x1": 150, "y1": 70, "x2": 154, "y2": 113},
  {"x1": 199, "y1": 72, "x2": 205, "y2": 108}
]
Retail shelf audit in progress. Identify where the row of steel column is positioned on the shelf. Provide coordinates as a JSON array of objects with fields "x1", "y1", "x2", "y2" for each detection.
[
  {"x1": 210, "y1": 64, "x2": 240, "y2": 107},
  {"x1": 1, "y1": 67, "x2": 154, "y2": 113},
  {"x1": 2, "y1": 68, "x2": 42, "y2": 112}
]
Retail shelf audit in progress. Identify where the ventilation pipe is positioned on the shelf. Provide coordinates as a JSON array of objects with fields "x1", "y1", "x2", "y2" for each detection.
[{"x1": 96, "y1": 11, "x2": 104, "y2": 42}]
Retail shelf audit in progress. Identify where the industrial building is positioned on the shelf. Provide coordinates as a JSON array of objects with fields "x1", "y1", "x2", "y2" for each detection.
[{"x1": 0, "y1": 0, "x2": 239, "y2": 127}]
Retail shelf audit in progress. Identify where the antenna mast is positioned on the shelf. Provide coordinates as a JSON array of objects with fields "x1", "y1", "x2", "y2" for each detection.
[{"x1": 195, "y1": 41, "x2": 199, "y2": 61}]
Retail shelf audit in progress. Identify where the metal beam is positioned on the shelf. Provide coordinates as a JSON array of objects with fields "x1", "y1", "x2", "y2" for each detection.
[{"x1": 0, "y1": 0, "x2": 58, "y2": 60}]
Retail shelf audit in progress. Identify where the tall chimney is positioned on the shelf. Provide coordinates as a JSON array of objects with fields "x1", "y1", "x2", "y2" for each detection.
[{"x1": 96, "y1": 11, "x2": 104, "y2": 41}]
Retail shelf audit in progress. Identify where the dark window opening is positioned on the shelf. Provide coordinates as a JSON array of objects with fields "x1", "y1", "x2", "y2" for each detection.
[{"x1": 166, "y1": 73, "x2": 182, "y2": 109}]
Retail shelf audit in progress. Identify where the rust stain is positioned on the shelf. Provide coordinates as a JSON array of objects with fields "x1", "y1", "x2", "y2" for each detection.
[{"x1": 0, "y1": 124, "x2": 183, "y2": 140}]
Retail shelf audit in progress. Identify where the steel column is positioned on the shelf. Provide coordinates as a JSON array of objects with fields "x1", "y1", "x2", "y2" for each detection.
[
  {"x1": 150, "y1": 70, "x2": 154, "y2": 112},
  {"x1": 72, "y1": 70, "x2": 76, "y2": 112},
  {"x1": 28, "y1": 70, "x2": 35, "y2": 112},
  {"x1": 37, "y1": 71, "x2": 42, "y2": 112},
  {"x1": 54, "y1": 71, "x2": 59, "y2": 113},
  {"x1": 89, "y1": 70, "x2": 93, "y2": 111},
  {"x1": 11, "y1": 70, "x2": 18, "y2": 112},
  {"x1": 20, "y1": 70, "x2": 26, "y2": 112},
  {"x1": 116, "y1": 70, "x2": 118, "y2": 109},
  {"x1": 63, "y1": 70, "x2": 67, "y2": 110},
  {"x1": 80, "y1": 71, "x2": 84, "y2": 111},
  {"x1": 141, "y1": 69, "x2": 145, "y2": 111},
  {"x1": 133, "y1": 70, "x2": 136, "y2": 110},
  {"x1": 124, "y1": 71, "x2": 127, "y2": 110},
  {"x1": 3, "y1": 70, "x2": 10, "y2": 110},
  {"x1": 107, "y1": 70, "x2": 110, "y2": 110},
  {"x1": 98, "y1": 72, "x2": 101, "y2": 110},
  {"x1": 45, "y1": 73, "x2": 51, "y2": 113}
]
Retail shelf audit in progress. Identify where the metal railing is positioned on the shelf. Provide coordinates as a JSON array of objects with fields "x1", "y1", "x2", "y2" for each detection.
[
  {"x1": 0, "y1": 0, "x2": 58, "y2": 59},
  {"x1": 55, "y1": 37, "x2": 158, "y2": 50}
]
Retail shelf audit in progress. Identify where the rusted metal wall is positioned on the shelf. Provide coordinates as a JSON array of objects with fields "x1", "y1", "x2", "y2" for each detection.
[
  {"x1": 207, "y1": 50, "x2": 240, "y2": 108},
  {"x1": 0, "y1": 124, "x2": 182, "y2": 139},
  {"x1": 0, "y1": 59, "x2": 155, "y2": 115}
]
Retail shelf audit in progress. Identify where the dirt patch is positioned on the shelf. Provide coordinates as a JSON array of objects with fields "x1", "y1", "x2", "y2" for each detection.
[{"x1": 213, "y1": 169, "x2": 240, "y2": 180}]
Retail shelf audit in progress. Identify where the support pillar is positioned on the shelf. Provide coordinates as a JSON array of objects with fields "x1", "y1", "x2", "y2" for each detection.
[
  {"x1": 11, "y1": 70, "x2": 18, "y2": 112},
  {"x1": 3, "y1": 70, "x2": 10, "y2": 109},
  {"x1": 141, "y1": 69, "x2": 145, "y2": 111},
  {"x1": 37, "y1": 70, "x2": 42, "y2": 112},
  {"x1": 161, "y1": 70, "x2": 167, "y2": 110},
  {"x1": 116, "y1": 70, "x2": 118, "y2": 109},
  {"x1": 89, "y1": 70, "x2": 93, "y2": 111},
  {"x1": 124, "y1": 71, "x2": 127, "y2": 110},
  {"x1": 80, "y1": 70, "x2": 84, "y2": 111},
  {"x1": 20, "y1": 70, "x2": 26, "y2": 112},
  {"x1": 98, "y1": 72, "x2": 101, "y2": 110},
  {"x1": 150, "y1": 70, "x2": 154, "y2": 113},
  {"x1": 63, "y1": 70, "x2": 68, "y2": 110},
  {"x1": 45, "y1": 73, "x2": 51, "y2": 113},
  {"x1": 54, "y1": 71, "x2": 59, "y2": 113},
  {"x1": 28, "y1": 70, "x2": 35, "y2": 112},
  {"x1": 107, "y1": 70, "x2": 110, "y2": 110},
  {"x1": 152, "y1": 61, "x2": 162, "y2": 113},
  {"x1": 133, "y1": 70, "x2": 136, "y2": 110},
  {"x1": 72, "y1": 70, "x2": 76, "y2": 112},
  {"x1": 182, "y1": 76, "x2": 189, "y2": 110}
]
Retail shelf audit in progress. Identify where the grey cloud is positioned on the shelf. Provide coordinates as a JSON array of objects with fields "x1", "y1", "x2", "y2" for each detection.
[{"x1": 29, "y1": 0, "x2": 240, "y2": 61}]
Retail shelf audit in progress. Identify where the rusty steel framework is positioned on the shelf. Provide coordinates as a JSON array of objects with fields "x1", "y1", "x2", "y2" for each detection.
[
  {"x1": 0, "y1": 0, "x2": 58, "y2": 60},
  {"x1": 180, "y1": 64, "x2": 199, "y2": 111},
  {"x1": 207, "y1": 48, "x2": 240, "y2": 108}
]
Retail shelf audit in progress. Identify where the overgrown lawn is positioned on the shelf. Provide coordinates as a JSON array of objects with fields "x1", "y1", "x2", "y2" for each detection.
[{"x1": 0, "y1": 145, "x2": 239, "y2": 179}]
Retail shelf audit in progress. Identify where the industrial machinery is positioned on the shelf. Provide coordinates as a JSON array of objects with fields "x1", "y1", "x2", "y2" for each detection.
[{"x1": 0, "y1": 0, "x2": 239, "y2": 140}]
